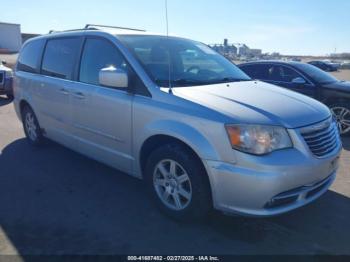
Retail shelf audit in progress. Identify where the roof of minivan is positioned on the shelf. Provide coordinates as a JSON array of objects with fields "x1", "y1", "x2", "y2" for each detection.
[{"x1": 25, "y1": 27, "x2": 177, "y2": 45}]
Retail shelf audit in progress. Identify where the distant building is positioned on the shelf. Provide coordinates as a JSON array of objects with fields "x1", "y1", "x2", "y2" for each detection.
[
  {"x1": 211, "y1": 39, "x2": 237, "y2": 58},
  {"x1": 210, "y1": 39, "x2": 263, "y2": 59},
  {"x1": 249, "y1": 48, "x2": 262, "y2": 57},
  {"x1": 224, "y1": 38, "x2": 228, "y2": 47},
  {"x1": 0, "y1": 22, "x2": 22, "y2": 53},
  {"x1": 234, "y1": 43, "x2": 250, "y2": 56}
]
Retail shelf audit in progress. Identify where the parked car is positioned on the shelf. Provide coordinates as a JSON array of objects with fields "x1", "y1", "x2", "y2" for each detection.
[
  {"x1": 308, "y1": 60, "x2": 338, "y2": 72},
  {"x1": 324, "y1": 60, "x2": 341, "y2": 70},
  {"x1": 238, "y1": 61, "x2": 350, "y2": 135},
  {"x1": 340, "y1": 61, "x2": 350, "y2": 70},
  {"x1": 13, "y1": 26, "x2": 342, "y2": 220},
  {"x1": 0, "y1": 60, "x2": 14, "y2": 99}
]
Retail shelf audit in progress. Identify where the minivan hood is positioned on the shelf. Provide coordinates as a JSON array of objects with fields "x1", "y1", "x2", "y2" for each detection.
[{"x1": 172, "y1": 81, "x2": 330, "y2": 128}]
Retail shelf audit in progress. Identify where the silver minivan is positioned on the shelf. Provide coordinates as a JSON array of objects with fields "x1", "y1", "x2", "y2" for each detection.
[{"x1": 13, "y1": 25, "x2": 342, "y2": 220}]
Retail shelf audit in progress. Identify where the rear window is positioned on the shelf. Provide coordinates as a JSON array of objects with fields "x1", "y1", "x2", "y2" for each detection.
[
  {"x1": 17, "y1": 39, "x2": 45, "y2": 73},
  {"x1": 41, "y1": 38, "x2": 81, "y2": 80}
]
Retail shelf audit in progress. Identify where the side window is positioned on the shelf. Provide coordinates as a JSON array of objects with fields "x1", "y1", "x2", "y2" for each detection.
[
  {"x1": 268, "y1": 65, "x2": 304, "y2": 83},
  {"x1": 267, "y1": 65, "x2": 284, "y2": 81},
  {"x1": 17, "y1": 39, "x2": 45, "y2": 73},
  {"x1": 280, "y1": 66, "x2": 303, "y2": 82},
  {"x1": 79, "y1": 38, "x2": 127, "y2": 86},
  {"x1": 241, "y1": 64, "x2": 270, "y2": 80},
  {"x1": 41, "y1": 38, "x2": 81, "y2": 80},
  {"x1": 240, "y1": 65, "x2": 256, "y2": 78}
]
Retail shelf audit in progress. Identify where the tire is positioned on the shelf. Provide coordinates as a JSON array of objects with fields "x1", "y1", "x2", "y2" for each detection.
[
  {"x1": 22, "y1": 105, "x2": 45, "y2": 146},
  {"x1": 145, "y1": 143, "x2": 212, "y2": 221},
  {"x1": 6, "y1": 94, "x2": 14, "y2": 100},
  {"x1": 329, "y1": 102, "x2": 350, "y2": 136}
]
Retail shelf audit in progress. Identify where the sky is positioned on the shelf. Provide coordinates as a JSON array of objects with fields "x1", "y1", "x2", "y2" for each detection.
[{"x1": 1, "y1": 0, "x2": 349, "y2": 56}]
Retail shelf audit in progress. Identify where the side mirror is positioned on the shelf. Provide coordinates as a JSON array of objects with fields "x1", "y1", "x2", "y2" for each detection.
[
  {"x1": 99, "y1": 66, "x2": 128, "y2": 89},
  {"x1": 1, "y1": 60, "x2": 7, "y2": 65},
  {"x1": 291, "y1": 77, "x2": 306, "y2": 85}
]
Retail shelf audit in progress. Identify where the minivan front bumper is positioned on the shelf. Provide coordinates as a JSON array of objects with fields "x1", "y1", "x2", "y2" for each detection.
[{"x1": 204, "y1": 143, "x2": 341, "y2": 217}]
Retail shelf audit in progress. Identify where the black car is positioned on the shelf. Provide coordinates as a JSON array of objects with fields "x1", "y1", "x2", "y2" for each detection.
[
  {"x1": 238, "y1": 61, "x2": 350, "y2": 135},
  {"x1": 308, "y1": 60, "x2": 338, "y2": 72}
]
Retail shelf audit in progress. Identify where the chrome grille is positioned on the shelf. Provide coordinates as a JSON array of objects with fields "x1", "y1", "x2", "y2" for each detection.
[{"x1": 301, "y1": 118, "x2": 340, "y2": 157}]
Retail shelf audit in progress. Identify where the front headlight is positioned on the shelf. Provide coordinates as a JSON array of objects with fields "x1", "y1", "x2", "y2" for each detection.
[{"x1": 225, "y1": 124, "x2": 293, "y2": 155}]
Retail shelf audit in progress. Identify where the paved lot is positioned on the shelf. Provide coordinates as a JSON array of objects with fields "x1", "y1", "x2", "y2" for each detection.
[
  {"x1": 331, "y1": 69, "x2": 350, "y2": 81},
  {"x1": 0, "y1": 97, "x2": 349, "y2": 255}
]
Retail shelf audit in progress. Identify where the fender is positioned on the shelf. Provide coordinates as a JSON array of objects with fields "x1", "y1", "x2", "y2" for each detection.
[{"x1": 134, "y1": 119, "x2": 221, "y2": 177}]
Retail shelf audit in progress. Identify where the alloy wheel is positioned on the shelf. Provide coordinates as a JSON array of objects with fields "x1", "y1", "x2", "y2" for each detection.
[
  {"x1": 25, "y1": 112, "x2": 38, "y2": 141},
  {"x1": 153, "y1": 159, "x2": 192, "y2": 211},
  {"x1": 331, "y1": 106, "x2": 350, "y2": 135}
]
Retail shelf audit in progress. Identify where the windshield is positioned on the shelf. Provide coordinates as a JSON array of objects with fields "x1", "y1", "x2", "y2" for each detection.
[
  {"x1": 294, "y1": 63, "x2": 338, "y2": 84},
  {"x1": 118, "y1": 35, "x2": 251, "y2": 87}
]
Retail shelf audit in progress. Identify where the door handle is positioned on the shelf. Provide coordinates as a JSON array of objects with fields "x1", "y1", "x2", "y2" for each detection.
[
  {"x1": 73, "y1": 91, "x2": 85, "y2": 99},
  {"x1": 59, "y1": 88, "x2": 69, "y2": 95}
]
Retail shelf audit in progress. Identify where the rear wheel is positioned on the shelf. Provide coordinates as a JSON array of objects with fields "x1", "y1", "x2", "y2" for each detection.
[
  {"x1": 22, "y1": 105, "x2": 44, "y2": 146},
  {"x1": 145, "y1": 143, "x2": 212, "y2": 221},
  {"x1": 330, "y1": 103, "x2": 350, "y2": 136}
]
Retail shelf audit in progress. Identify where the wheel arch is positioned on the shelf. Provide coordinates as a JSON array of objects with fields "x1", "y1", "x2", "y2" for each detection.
[
  {"x1": 139, "y1": 133, "x2": 214, "y2": 206},
  {"x1": 138, "y1": 120, "x2": 220, "y2": 176},
  {"x1": 140, "y1": 134, "x2": 205, "y2": 175},
  {"x1": 19, "y1": 99, "x2": 32, "y2": 114},
  {"x1": 323, "y1": 96, "x2": 349, "y2": 107}
]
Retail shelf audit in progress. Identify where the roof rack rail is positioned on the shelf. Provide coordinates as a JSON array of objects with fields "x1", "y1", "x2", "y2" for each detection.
[
  {"x1": 48, "y1": 24, "x2": 146, "y2": 34},
  {"x1": 48, "y1": 28, "x2": 97, "y2": 34},
  {"x1": 85, "y1": 24, "x2": 146, "y2": 32}
]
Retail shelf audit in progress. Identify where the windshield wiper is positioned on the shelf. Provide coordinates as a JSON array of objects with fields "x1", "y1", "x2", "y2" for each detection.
[
  {"x1": 172, "y1": 79, "x2": 209, "y2": 86},
  {"x1": 154, "y1": 78, "x2": 205, "y2": 87},
  {"x1": 216, "y1": 77, "x2": 251, "y2": 83},
  {"x1": 155, "y1": 77, "x2": 251, "y2": 87}
]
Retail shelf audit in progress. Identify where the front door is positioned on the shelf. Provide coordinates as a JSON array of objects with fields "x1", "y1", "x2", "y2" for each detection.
[
  {"x1": 70, "y1": 37, "x2": 134, "y2": 173},
  {"x1": 266, "y1": 65, "x2": 317, "y2": 98}
]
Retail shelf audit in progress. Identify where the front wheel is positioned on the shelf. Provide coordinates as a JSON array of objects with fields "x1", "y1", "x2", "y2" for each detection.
[
  {"x1": 330, "y1": 103, "x2": 350, "y2": 136},
  {"x1": 145, "y1": 143, "x2": 212, "y2": 221}
]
